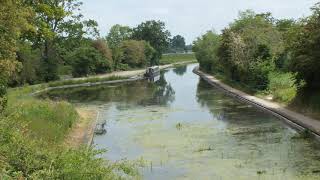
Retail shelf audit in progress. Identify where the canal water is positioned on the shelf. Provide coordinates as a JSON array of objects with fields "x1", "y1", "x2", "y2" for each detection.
[{"x1": 42, "y1": 64, "x2": 320, "y2": 179}]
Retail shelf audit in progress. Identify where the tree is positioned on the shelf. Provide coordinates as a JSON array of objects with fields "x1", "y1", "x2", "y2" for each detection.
[
  {"x1": 68, "y1": 46, "x2": 111, "y2": 77},
  {"x1": 13, "y1": 42, "x2": 42, "y2": 86},
  {"x1": 106, "y1": 24, "x2": 132, "y2": 70},
  {"x1": 92, "y1": 39, "x2": 113, "y2": 63},
  {"x1": 217, "y1": 10, "x2": 281, "y2": 89},
  {"x1": 120, "y1": 40, "x2": 155, "y2": 68},
  {"x1": 289, "y1": 3, "x2": 320, "y2": 88},
  {"x1": 193, "y1": 31, "x2": 221, "y2": 72},
  {"x1": 0, "y1": 0, "x2": 32, "y2": 112},
  {"x1": 170, "y1": 35, "x2": 186, "y2": 51},
  {"x1": 23, "y1": 0, "x2": 99, "y2": 81},
  {"x1": 106, "y1": 24, "x2": 132, "y2": 49},
  {"x1": 132, "y1": 20, "x2": 171, "y2": 65}
]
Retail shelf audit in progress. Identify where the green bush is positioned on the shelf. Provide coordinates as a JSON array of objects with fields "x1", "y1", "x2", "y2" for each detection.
[
  {"x1": 120, "y1": 40, "x2": 155, "y2": 67},
  {"x1": 68, "y1": 47, "x2": 112, "y2": 77},
  {"x1": 117, "y1": 63, "x2": 130, "y2": 71},
  {"x1": 268, "y1": 72, "x2": 299, "y2": 103},
  {"x1": 247, "y1": 59, "x2": 275, "y2": 90}
]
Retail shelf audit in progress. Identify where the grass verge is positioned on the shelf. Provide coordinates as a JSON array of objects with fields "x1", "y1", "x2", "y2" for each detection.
[
  {"x1": 1, "y1": 83, "x2": 140, "y2": 179},
  {"x1": 160, "y1": 53, "x2": 196, "y2": 65},
  {"x1": 48, "y1": 75, "x2": 128, "y2": 87}
]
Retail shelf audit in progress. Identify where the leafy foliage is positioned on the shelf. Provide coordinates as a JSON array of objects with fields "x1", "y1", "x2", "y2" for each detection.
[
  {"x1": 68, "y1": 46, "x2": 112, "y2": 77},
  {"x1": 132, "y1": 20, "x2": 171, "y2": 65},
  {"x1": 193, "y1": 8, "x2": 317, "y2": 104},
  {"x1": 193, "y1": 31, "x2": 221, "y2": 72},
  {"x1": 0, "y1": 0, "x2": 32, "y2": 112},
  {"x1": 268, "y1": 72, "x2": 300, "y2": 103},
  {"x1": 169, "y1": 35, "x2": 186, "y2": 53},
  {"x1": 289, "y1": 3, "x2": 320, "y2": 88},
  {"x1": 106, "y1": 24, "x2": 132, "y2": 49},
  {"x1": 120, "y1": 40, "x2": 155, "y2": 68}
]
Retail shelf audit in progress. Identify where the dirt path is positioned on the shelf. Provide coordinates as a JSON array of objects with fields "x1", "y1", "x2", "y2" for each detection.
[
  {"x1": 194, "y1": 67, "x2": 320, "y2": 138},
  {"x1": 65, "y1": 107, "x2": 98, "y2": 147}
]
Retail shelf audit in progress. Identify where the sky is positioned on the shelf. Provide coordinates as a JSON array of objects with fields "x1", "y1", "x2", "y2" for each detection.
[{"x1": 81, "y1": 0, "x2": 319, "y2": 44}]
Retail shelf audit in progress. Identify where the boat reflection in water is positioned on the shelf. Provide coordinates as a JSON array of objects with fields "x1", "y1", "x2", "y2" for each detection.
[
  {"x1": 145, "y1": 66, "x2": 160, "y2": 82},
  {"x1": 147, "y1": 74, "x2": 160, "y2": 82}
]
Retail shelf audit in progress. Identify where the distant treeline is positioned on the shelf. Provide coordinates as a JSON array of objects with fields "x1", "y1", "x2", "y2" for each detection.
[{"x1": 193, "y1": 3, "x2": 320, "y2": 104}]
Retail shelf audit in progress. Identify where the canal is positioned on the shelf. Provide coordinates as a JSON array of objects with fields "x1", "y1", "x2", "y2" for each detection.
[{"x1": 42, "y1": 63, "x2": 320, "y2": 179}]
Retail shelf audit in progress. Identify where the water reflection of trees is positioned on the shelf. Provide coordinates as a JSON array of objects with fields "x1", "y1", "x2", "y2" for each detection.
[
  {"x1": 172, "y1": 65, "x2": 187, "y2": 76},
  {"x1": 196, "y1": 79, "x2": 230, "y2": 121},
  {"x1": 39, "y1": 72, "x2": 175, "y2": 106},
  {"x1": 196, "y1": 79, "x2": 274, "y2": 126},
  {"x1": 139, "y1": 71, "x2": 175, "y2": 106}
]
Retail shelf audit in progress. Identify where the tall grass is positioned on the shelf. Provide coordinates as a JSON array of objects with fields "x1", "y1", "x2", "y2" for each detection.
[{"x1": 10, "y1": 99, "x2": 77, "y2": 143}]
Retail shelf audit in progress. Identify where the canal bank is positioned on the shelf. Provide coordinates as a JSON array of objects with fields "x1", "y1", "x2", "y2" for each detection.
[{"x1": 193, "y1": 66, "x2": 320, "y2": 139}]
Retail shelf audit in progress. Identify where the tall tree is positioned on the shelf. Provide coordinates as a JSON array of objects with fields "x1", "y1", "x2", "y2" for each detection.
[
  {"x1": 170, "y1": 35, "x2": 186, "y2": 51},
  {"x1": 106, "y1": 24, "x2": 132, "y2": 49},
  {"x1": 289, "y1": 3, "x2": 320, "y2": 87},
  {"x1": 132, "y1": 20, "x2": 171, "y2": 65},
  {"x1": 0, "y1": 0, "x2": 32, "y2": 112},
  {"x1": 193, "y1": 31, "x2": 221, "y2": 72},
  {"x1": 24, "y1": 0, "x2": 99, "y2": 81},
  {"x1": 217, "y1": 10, "x2": 281, "y2": 89},
  {"x1": 106, "y1": 24, "x2": 132, "y2": 69}
]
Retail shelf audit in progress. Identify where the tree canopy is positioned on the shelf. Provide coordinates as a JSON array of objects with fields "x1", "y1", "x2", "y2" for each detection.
[
  {"x1": 132, "y1": 20, "x2": 171, "y2": 65},
  {"x1": 170, "y1": 35, "x2": 186, "y2": 52},
  {"x1": 106, "y1": 24, "x2": 132, "y2": 49}
]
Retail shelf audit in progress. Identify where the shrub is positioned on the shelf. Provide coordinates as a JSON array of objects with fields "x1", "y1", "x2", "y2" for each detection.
[
  {"x1": 120, "y1": 40, "x2": 155, "y2": 68},
  {"x1": 268, "y1": 72, "x2": 299, "y2": 103},
  {"x1": 92, "y1": 39, "x2": 113, "y2": 71},
  {"x1": 247, "y1": 59, "x2": 275, "y2": 90},
  {"x1": 68, "y1": 47, "x2": 112, "y2": 77}
]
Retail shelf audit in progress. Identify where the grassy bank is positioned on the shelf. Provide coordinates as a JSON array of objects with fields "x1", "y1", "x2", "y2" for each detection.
[
  {"x1": 0, "y1": 84, "x2": 140, "y2": 179},
  {"x1": 48, "y1": 75, "x2": 128, "y2": 87},
  {"x1": 159, "y1": 53, "x2": 196, "y2": 65}
]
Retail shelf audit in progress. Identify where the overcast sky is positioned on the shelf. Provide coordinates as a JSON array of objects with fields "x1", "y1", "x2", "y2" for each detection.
[{"x1": 81, "y1": 0, "x2": 319, "y2": 44}]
